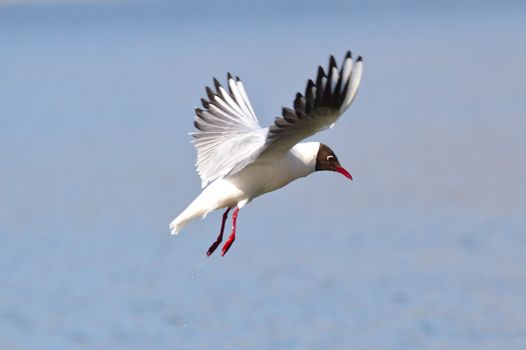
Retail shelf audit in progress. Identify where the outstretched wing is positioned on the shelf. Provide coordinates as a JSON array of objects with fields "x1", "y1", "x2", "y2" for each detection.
[
  {"x1": 191, "y1": 51, "x2": 363, "y2": 187},
  {"x1": 262, "y1": 51, "x2": 363, "y2": 155},
  {"x1": 192, "y1": 74, "x2": 268, "y2": 188}
]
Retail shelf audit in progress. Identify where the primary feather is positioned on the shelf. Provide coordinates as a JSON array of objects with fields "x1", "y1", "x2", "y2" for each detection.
[{"x1": 262, "y1": 51, "x2": 363, "y2": 154}]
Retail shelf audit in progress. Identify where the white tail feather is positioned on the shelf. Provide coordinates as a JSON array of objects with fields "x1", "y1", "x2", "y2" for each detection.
[
  {"x1": 169, "y1": 203, "x2": 207, "y2": 235},
  {"x1": 169, "y1": 178, "x2": 243, "y2": 235},
  {"x1": 169, "y1": 181, "x2": 229, "y2": 234}
]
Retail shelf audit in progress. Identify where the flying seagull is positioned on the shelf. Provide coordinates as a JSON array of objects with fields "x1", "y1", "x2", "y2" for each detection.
[{"x1": 170, "y1": 51, "x2": 363, "y2": 256}]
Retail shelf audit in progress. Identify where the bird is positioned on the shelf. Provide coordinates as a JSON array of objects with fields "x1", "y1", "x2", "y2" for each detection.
[{"x1": 169, "y1": 51, "x2": 363, "y2": 256}]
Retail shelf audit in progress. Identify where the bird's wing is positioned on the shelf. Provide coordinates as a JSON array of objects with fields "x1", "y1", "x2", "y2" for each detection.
[
  {"x1": 260, "y1": 51, "x2": 363, "y2": 156},
  {"x1": 192, "y1": 74, "x2": 268, "y2": 188}
]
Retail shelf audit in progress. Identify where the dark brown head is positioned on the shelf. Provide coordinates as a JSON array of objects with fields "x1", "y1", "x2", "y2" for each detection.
[{"x1": 315, "y1": 143, "x2": 353, "y2": 180}]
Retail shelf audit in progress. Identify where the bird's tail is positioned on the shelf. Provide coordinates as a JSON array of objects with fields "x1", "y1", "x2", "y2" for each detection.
[{"x1": 169, "y1": 199, "x2": 208, "y2": 235}]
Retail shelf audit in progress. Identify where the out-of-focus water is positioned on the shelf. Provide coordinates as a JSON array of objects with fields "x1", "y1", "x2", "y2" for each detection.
[{"x1": 1, "y1": 2, "x2": 525, "y2": 349}]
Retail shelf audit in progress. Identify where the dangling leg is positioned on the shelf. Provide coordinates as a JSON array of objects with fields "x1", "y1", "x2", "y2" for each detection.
[
  {"x1": 221, "y1": 207, "x2": 240, "y2": 256},
  {"x1": 206, "y1": 207, "x2": 231, "y2": 256}
]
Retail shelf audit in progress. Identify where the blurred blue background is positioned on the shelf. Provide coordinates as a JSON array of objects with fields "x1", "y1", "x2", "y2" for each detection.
[{"x1": 1, "y1": 1, "x2": 525, "y2": 349}]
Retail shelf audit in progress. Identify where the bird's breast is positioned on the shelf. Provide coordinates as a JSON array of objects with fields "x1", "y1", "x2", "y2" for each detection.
[{"x1": 227, "y1": 151, "x2": 315, "y2": 199}]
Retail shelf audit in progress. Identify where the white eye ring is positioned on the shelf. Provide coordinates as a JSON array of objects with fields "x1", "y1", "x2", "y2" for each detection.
[{"x1": 327, "y1": 155, "x2": 334, "y2": 161}]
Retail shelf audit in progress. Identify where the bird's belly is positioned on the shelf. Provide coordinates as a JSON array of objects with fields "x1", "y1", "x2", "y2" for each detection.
[
  {"x1": 228, "y1": 160, "x2": 305, "y2": 200},
  {"x1": 199, "y1": 179, "x2": 246, "y2": 210}
]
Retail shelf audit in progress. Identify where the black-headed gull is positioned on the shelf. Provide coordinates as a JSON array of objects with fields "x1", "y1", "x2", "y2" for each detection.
[{"x1": 170, "y1": 51, "x2": 363, "y2": 256}]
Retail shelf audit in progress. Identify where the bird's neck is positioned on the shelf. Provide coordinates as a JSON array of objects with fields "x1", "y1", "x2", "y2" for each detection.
[{"x1": 288, "y1": 142, "x2": 320, "y2": 176}]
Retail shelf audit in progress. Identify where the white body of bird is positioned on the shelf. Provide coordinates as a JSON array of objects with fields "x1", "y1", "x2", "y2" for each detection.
[{"x1": 169, "y1": 142, "x2": 319, "y2": 234}]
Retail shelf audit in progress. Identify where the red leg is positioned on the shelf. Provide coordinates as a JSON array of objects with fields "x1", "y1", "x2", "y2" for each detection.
[
  {"x1": 206, "y1": 208, "x2": 231, "y2": 256},
  {"x1": 221, "y1": 207, "x2": 239, "y2": 256}
]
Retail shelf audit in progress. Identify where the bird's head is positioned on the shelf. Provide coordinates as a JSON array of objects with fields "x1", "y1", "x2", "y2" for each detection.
[{"x1": 315, "y1": 143, "x2": 353, "y2": 180}]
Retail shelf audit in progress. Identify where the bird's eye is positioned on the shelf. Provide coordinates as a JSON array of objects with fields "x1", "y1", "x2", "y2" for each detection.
[{"x1": 327, "y1": 155, "x2": 334, "y2": 161}]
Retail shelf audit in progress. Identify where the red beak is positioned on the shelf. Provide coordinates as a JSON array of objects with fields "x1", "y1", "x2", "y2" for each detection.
[{"x1": 335, "y1": 166, "x2": 353, "y2": 181}]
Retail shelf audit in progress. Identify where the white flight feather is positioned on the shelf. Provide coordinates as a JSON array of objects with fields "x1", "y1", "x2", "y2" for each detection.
[
  {"x1": 330, "y1": 66, "x2": 339, "y2": 92},
  {"x1": 236, "y1": 80, "x2": 257, "y2": 122},
  {"x1": 228, "y1": 78, "x2": 253, "y2": 121},
  {"x1": 341, "y1": 56, "x2": 353, "y2": 85},
  {"x1": 342, "y1": 60, "x2": 363, "y2": 111},
  {"x1": 348, "y1": 60, "x2": 363, "y2": 104}
]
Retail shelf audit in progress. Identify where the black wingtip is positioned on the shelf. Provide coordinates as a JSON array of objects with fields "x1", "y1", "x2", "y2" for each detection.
[
  {"x1": 227, "y1": 72, "x2": 233, "y2": 80},
  {"x1": 213, "y1": 77, "x2": 221, "y2": 91},
  {"x1": 205, "y1": 86, "x2": 214, "y2": 100},
  {"x1": 357, "y1": 55, "x2": 363, "y2": 62},
  {"x1": 200, "y1": 98, "x2": 210, "y2": 108},
  {"x1": 329, "y1": 55, "x2": 337, "y2": 69},
  {"x1": 305, "y1": 79, "x2": 315, "y2": 106},
  {"x1": 317, "y1": 65, "x2": 326, "y2": 77},
  {"x1": 235, "y1": 75, "x2": 241, "y2": 82},
  {"x1": 294, "y1": 92, "x2": 306, "y2": 113},
  {"x1": 345, "y1": 50, "x2": 352, "y2": 59}
]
